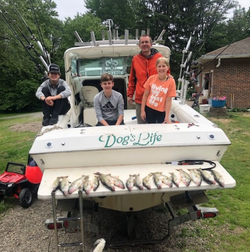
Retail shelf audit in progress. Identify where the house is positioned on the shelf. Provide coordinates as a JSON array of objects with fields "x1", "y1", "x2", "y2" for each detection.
[{"x1": 192, "y1": 37, "x2": 250, "y2": 108}]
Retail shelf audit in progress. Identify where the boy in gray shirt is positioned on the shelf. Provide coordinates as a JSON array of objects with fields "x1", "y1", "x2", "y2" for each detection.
[
  {"x1": 36, "y1": 63, "x2": 71, "y2": 126},
  {"x1": 94, "y1": 73, "x2": 124, "y2": 126}
]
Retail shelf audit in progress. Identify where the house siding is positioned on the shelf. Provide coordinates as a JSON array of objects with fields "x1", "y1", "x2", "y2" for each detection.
[{"x1": 196, "y1": 58, "x2": 250, "y2": 108}]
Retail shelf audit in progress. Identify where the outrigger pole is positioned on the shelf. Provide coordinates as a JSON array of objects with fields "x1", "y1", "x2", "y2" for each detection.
[{"x1": 0, "y1": 5, "x2": 49, "y2": 77}]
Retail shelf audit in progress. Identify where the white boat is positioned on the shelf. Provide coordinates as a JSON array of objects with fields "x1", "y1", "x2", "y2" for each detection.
[{"x1": 28, "y1": 29, "x2": 235, "y2": 248}]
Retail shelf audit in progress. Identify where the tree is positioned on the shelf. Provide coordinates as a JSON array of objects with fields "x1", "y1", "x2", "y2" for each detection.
[
  {"x1": 226, "y1": 7, "x2": 250, "y2": 43},
  {"x1": 84, "y1": 0, "x2": 237, "y2": 78},
  {"x1": 0, "y1": 0, "x2": 63, "y2": 112},
  {"x1": 85, "y1": 0, "x2": 138, "y2": 34}
]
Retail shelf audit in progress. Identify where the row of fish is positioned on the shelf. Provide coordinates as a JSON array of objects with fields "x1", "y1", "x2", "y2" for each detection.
[
  {"x1": 52, "y1": 172, "x2": 125, "y2": 196},
  {"x1": 51, "y1": 168, "x2": 224, "y2": 196}
]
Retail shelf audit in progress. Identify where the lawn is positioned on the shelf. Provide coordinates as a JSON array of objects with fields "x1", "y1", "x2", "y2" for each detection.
[
  {"x1": 0, "y1": 111, "x2": 249, "y2": 251},
  {"x1": 0, "y1": 113, "x2": 41, "y2": 212},
  {"x1": 201, "y1": 112, "x2": 250, "y2": 251}
]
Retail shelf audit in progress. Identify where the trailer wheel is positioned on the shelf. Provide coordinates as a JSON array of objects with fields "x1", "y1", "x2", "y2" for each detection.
[{"x1": 19, "y1": 188, "x2": 33, "y2": 208}]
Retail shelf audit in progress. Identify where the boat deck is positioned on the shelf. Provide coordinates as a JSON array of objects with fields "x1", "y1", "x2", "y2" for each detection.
[{"x1": 38, "y1": 161, "x2": 236, "y2": 200}]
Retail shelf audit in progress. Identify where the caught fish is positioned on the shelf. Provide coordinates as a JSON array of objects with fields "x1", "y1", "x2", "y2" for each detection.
[
  {"x1": 126, "y1": 175, "x2": 135, "y2": 191},
  {"x1": 68, "y1": 175, "x2": 86, "y2": 194},
  {"x1": 177, "y1": 169, "x2": 192, "y2": 186},
  {"x1": 142, "y1": 174, "x2": 152, "y2": 190},
  {"x1": 188, "y1": 169, "x2": 202, "y2": 186},
  {"x1": 92, "y1": 176, "x2": 100, "y2": 191},
  {"x1": 59, "y1": 176, "x2": 70, "y2": 196},
  {"x1": 199, "y1": 169, "x2": 215, "y2": 185},
  {"x1": 170, "y1": 172, "x2": 180, "y2": 187},
  {"x1": 110, "y1": 175, "x2": 125, "y2": 189},
  {"x1": 134, "y1": 174, "x2": 144, "y2": 190},
  {"x1": 52, "y1": 177, "x2": 60, "y2": 192},
  {"x1": 211, "y1": 170, "x2": 225, "y2": 187},
  {"x1": 94, "y1": 172, "x2": 115, "y2": 191},
  {"x1": 82, "y1": 176, "x2": 93, "y2": 195},
  {"x1": 151, "y1": 172, "x2": 163, "y2": 189},
  {"x1": 160, "y1": 174, "x2": 173, "y2": 187}
]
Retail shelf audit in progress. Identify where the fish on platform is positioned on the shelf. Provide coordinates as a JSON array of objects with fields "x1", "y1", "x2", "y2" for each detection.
[
  {"x1": 134, "y1": 174, "x2": 144, "y2": 190},
  {"x1": 169, "y1": 172, "x2": 180, "y2": 187},
  {"x1": 126, "y1": 175, "x2": 135, "y2": 191},
  {"x1": 94, "y1": 172, "x2": 115, "y2": 191},
  {"x1": 199, "y1": 169, "x2": 216, "y2": 185},
  {"x1": 151, "y1": 172, "x2": 163, "y2": 189},
  {"x1": 110, "y1": 175, "x2": 125, "y2": 189},
  {"x1": 52, "y1": 176, "x2": 70, "y2": 196},
  {"x1": 59, "y1": 176, "x2": 70, "y2": 196},
  {"x1": 82, "y1": 176, "x2": 93, "y2": 195},
  {"x1": 52, "y1": 177, "x2": 60, "y2": 192},
  {"x1": 188, "y1": 169, "x2": 202, "y2": 186},
  {"x1": 143, "y1": 173, "x2": 152, "y2": 190},
  {"x1": 160, "y1": 174, "x2": 173, "y2": 187},
  {"x1": 92, "y1": 176, "x2": 100, "y2": 191},
  {"x1": 177, "y1": 169, "x2": 192, "y2": 186},
  {"x1": 211, "y1": 169, "x2": 225, "y2": 187},
  {"x1": 68, "y1": 175, "x2": 86, "y2": 194}
]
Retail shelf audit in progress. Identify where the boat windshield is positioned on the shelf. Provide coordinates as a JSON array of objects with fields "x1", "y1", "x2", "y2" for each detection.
[{"x1": 74, "y1": 57, "x2": 132, "y2": 77}]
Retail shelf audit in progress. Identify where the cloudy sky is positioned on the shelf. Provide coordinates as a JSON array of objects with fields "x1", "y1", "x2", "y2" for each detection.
[{"x1": 53, "y1": 0, "x2": 250, "y2": 20}]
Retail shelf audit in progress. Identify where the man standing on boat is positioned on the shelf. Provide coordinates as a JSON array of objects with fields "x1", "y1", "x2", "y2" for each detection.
[
  {"x1": 127, "y1": 34, "x2": 163, "y2": 124},
  {"x1": 36, "y1": 63, "x2": 71, "y2": 126}
]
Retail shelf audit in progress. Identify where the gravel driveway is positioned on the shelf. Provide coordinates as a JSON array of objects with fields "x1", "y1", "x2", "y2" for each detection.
[
  {"x1": 0, "y1": 112, "x2": 212, "y2": 252},
  {"x1": 0, "y1": 197, "x2": 211, "y2": 252}
]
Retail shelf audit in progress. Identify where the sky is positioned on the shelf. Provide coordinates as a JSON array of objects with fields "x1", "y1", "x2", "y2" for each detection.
[{"x1": 53, "y1": 0, "x2": 250, "y2": 20}]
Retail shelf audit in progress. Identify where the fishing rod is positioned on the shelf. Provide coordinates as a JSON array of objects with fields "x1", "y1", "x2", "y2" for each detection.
[
  {"x1": 14, "y1": 6, "x2": 51, "y2": 67},
  {"x1": 3, "y1": 7, "x2": 49, "y2": 69},
  {"x1": 0, "y1": 4, "x2": 50, "y2": 78},
  {"x1": 190, "y1": 24, "x2": 250, "y2": 109},
  {"x1": 0, "y1": 8, "x2": 47, "y2": 76},
  {"x1": 28, "y1": 0, "x2": 51, "y2": 65},
  {"x1": 178, "y1": 0, "x2": 242, "y2": 107}
]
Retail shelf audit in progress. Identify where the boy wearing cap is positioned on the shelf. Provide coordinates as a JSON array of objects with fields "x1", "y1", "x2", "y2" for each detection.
[{"x1": 36, "y1": 63, "x2": 71, "y2": 126}]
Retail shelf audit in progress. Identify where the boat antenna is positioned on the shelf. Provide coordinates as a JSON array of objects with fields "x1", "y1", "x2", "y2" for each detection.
[{"x1": 153, "y1": 29, "x2": 166, "y2": 44}]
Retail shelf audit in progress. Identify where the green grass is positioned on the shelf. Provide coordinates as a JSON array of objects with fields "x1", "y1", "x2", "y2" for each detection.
[
  {"x1": 199, "y1": 112, "x2": 250, "y2": 251},
  {"x1": 0, "y1": 112, "x2": 250, "y2": 251},
  {"x1": 0, "y1": 113, "x2": 41, "y2": 212}
]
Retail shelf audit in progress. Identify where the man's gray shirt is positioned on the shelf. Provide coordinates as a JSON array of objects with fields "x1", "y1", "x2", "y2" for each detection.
[
  {"x1": 94, "y1": 90, "x2": 124, "y2": 122},
  {"x1": 36, "y1": 79, "x2": 71, "y2": 99}
]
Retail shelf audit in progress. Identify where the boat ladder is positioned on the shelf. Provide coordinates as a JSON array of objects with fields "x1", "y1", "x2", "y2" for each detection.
[{"x1": 51, "y1": 190, "x2": 85, "y2": 252}]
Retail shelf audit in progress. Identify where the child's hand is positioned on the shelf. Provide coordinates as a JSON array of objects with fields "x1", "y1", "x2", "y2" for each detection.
[
  {"x1": 141, "y1": 111, "x2": 146, "y2": 121},
  {"x1": 45, "y1": 97, "x2": 54, "y2": 106}
]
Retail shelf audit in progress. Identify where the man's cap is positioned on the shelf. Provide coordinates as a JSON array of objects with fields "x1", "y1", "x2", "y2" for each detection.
[{"x1": 49, "y1": 63, "x2": 60, "y2": 74}]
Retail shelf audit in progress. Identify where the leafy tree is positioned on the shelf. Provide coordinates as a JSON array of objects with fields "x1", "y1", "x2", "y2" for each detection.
[
  {"x1": 85, "y1": 0, "x2": 138, "y2": 34},
  {"x1": 0, "y1": 0, "x2": 62, "y2": 112},
  {"x1": 84, "y1": 0, "x2": 237, "y2": 78},
  {"x1": 0, "y1": 0, "x2": 249, "y2": 112},
  {"x1": 226, "y1": 7, "x2": 250, "y2": 43}
]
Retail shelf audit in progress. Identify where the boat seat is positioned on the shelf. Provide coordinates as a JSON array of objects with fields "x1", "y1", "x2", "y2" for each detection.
[
  {"x1": 81, "y1": 86, "x2": 99, "y2": 126},
  {"x1": 81, "y1": 86, "x2": 99, "y2": 107},
  {"x1": 83, "y1": 107, "x2": 97, "y2": 126}
]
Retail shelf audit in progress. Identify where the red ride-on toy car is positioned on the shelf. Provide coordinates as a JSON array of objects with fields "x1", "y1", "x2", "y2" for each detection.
[{"x1": 0, "y1": 161, "x2": 42, "y2": 208}]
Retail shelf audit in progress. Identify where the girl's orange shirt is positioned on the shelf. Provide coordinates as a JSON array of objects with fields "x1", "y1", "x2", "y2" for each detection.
[{"x1": 144, "y1": 74, "x2": 176, "y2": 112}]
